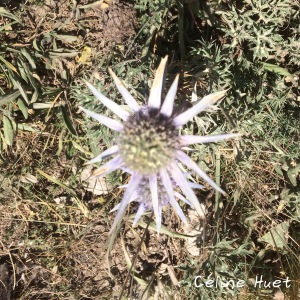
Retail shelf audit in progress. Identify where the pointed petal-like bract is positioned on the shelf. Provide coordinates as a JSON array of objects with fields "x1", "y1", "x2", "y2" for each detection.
[
  {"x1": 110, "y1": 173, "x2": 143, "y2": 234},
  {"x1": 169, "y1": 163, "x2": 205, "y2": 218},
  {"x1": 188, "y1": 182, "x2": 204, "y2": 189},
  {"x1": 108, "y1": 68, "x2": 140, "y2": 112},
  {"x1": 176, "y1": 150, "x2": 226, "y2": 195},
  {"x1": 79, "y1": 106, "x2": 123, "y2": 131},
  {"x1": 133, "y1": 204, "x2": 147, "y2": 225},
  {"x1": 160, "y1": 169, "x2": 187, "y2": 224},
  {"x1": 173, "y1": 191, "x2": 192, "y2": 206},
  {"x1": 149, "y1": 174, "x2": 161, "y2": 232},
  {"x1": 92, "y1": 155, "x2": 123, "y2": 178},
  {"x1": 110, "y1": 194, "x2": 138, "y2": 212},
  {"x1": 148, "y1": 56, "x2": 168, "y2": 109},
  {"x1": 160, "y1": 74, "x2": 179, "y2": 117},
  {"x1": 173, "y1": 90, "x2": 228, "y2": 127},
  {"x1": 85, "y1": 81, "x2": 130, "y2": 120},
  {"x1": 180, "y1": 133, "x2": 241, "y2": 146},
  {"x1": 86, "y1": 145, "x2": 119, "y2": 164}
]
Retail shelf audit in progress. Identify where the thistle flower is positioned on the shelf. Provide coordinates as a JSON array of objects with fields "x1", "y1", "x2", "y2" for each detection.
[{"x1": 80, "y1": 57, "x2": 239, "y2": 233}]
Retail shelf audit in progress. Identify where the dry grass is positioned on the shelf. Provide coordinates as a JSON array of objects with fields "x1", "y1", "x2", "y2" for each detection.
[{"x1": 0, "y1": 0, "x2": 299, "y2": 299}]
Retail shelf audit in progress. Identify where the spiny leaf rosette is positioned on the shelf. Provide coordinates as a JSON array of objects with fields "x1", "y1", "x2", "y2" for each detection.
[{"x1": 80, "y1": 57, "x2": 239, "y2": 233}]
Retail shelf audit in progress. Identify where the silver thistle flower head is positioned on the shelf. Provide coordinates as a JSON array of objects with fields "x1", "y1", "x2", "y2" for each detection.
[{"x1": 80, "y1": 57, "x2": 239, "y2": 233}]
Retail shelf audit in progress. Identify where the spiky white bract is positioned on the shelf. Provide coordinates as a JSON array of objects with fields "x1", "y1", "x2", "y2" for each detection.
[{"x1": 81, "y1": 57, "x2": 239, "y2": 233}]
